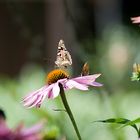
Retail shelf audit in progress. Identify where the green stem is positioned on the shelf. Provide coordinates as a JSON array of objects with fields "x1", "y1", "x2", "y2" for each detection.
[
  {"x1": 138, "y1": 127, "x2": 140, "y2": 138},
  {"x1": 59, "y1": 83, "x2": 82, "y2": 140}
]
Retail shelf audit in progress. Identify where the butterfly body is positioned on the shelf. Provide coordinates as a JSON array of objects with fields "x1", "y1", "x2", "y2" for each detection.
[{"x1": 55, "y1": 40, "x2": 72, "y2": 69}]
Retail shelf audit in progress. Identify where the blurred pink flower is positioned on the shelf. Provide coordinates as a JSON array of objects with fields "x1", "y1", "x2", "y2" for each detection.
[
  {"x1": 0, "y1": 109, "x2": 13, "y2": 139},
  {"x1": 13, "y1": 121, "x2": 43, "y2": 140},
  {"x1": 22, "y1": 69, "x2": 102, "y2": 108},
  {"x1": 131, "y1": 16, "x2": 140, "y2": 23},
  {"x1": 0, "y1": 120, "x2": 13, "y2": 139},
  {"x1": 0, "y1": 109, "x2": 43, "y2": 140}
]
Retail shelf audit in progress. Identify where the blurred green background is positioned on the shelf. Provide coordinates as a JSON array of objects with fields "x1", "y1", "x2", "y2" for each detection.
[{"x1": 1, "y1": 1, "x2": 140, "y2": 140}]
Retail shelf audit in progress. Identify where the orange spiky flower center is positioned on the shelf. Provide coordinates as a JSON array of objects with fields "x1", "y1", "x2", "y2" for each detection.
[{"x1": 46, "y1": 69, "x2": 69, "y2": 85}]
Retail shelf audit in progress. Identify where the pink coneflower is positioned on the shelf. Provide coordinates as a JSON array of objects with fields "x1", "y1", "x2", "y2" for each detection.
[
  {"x1": 0, "y1": 109, "x2": 13, "y2": 139},
  {"x1": 22, "y1": 69, "x2": 102, "y2": 108},
  {"x1": 0, "y1": 109, "x2": 43, "y2": 140},
  {"x1": 13, "y1": 121, "x2": 43, "y2": 140},
  {"x1": 131, "y1": 16, "x2": 140, "y2": 24}
]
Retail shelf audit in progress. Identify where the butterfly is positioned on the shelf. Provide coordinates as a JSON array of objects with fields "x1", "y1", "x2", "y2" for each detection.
[{"x1": 55, "y1": 39, "x2": 72, "y2": 69}]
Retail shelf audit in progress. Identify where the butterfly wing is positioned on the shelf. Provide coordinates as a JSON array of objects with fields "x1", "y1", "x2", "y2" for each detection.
[{"x1": 55, "y1": 40, "x2": 72, "y2": 69}]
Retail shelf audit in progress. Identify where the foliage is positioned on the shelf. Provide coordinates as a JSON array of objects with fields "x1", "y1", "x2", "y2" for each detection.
[{"x1": 94, "y1": 118, "x2": 140, "y2": 138}]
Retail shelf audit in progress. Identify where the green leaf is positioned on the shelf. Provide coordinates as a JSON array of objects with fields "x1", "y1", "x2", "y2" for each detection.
[
  {"x1": 94, "y1": 118, "x2": 139, "y2": 134},
  {"x1": 120, "y1": 117, "x2": 140, "y2": 128},
  {"x1": 94, "y1": 118, "x2": 130, "y2": 124},
  {"x1": 52, "y1": 108, "x2": 66, "y2": 112}
]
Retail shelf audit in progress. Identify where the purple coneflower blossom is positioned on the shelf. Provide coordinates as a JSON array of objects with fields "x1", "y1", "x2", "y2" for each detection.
[
  {"x1": 0, "y1": 109, "x2": 13, "y2": 139},
  {"x1": 14, "y1": 121, "x2": 43, "y2": 140},
  {"x1": 0, "y1": 109, "x2": 43, "y2": 140},
  {"x1": 131, "y1": 16, "x2": 140, "y2": 24},
  {"x1": 22, "y1": 69, "x2": 102, "y2": 108}
]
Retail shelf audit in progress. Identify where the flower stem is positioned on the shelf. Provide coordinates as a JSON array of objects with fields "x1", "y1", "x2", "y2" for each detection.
[{"x1": 59, "y1": 83, "x2": 82, "y2": 140}]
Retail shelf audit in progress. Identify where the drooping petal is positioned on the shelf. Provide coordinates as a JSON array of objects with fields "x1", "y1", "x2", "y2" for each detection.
[
  {"x1": 89, "y1": 81, "x2": 103, "y2": 87},
  {"x1": 22, "y1": 87, "x2": 46, "y2": 108},
  {"x1": 36, "y1": 88, "x2": 51, "y2": 107},
  {"x1": 22, "y1": 86, "x2": 47, "y2": 103},
  {"x1": 23, "y1": 94, "x2": 41, "y2": 108},
  {"x1": 66, "y1": 80, "x2": 88, "y2": 90},
  {"x1": 47, "y1": 89, "x2": 53, "y2": 99},
  {"x1": 52, "y1": 82, "x2": 60, "y2": 98},
  {"x1": 22, "y1": 85, "x2": 53, "y2": 108}
]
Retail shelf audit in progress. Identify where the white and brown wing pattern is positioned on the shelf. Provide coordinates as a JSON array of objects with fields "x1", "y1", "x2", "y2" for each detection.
[{"x1": 55, "y1": 40, "x2": 72, "y2": 69}]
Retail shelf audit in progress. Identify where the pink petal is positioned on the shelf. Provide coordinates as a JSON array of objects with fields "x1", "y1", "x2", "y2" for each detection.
[
  {"x1": 131, "y1": 16, "x2": 140, "y2": 23},
  {"x1": 66, "y1": 80, "x2": 88, "y2": 90},
  {"x1": 36, "y1": 86, "x2": 52, "y2": 107},
  {"x1": 57, "y1": 78, "x2": 68, "y2": 83},
  {"x1": 22, "y1": 85, "x2": 48, "y2": 103},
  {"x1": 19, "y1": 122, "x2": 43, "y2": 137},
  {"x1": 23, "y1": 95, "x2": 40, "y2": 108},
  {"x1": 52, "y1": 82, "x2": 60, "y2": 98},
  {"x1": 73, "y1": 74, "x2": 101, "y2": 85},
  {"x1": 22, "y1": 85, "x2": 53, "y2": 108},
  {"x1": 90, "y1": 82, "x2": 103, "y2": 87},
  {"x1": 47, "y1": 89, "x2": 53, "y2": 99},
  {"x1": 74, "y1": 74, "x2": 101, "y2": 81},
  {"x1": 47, "y1": 80, "x2": 66, "y2": 99}
]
